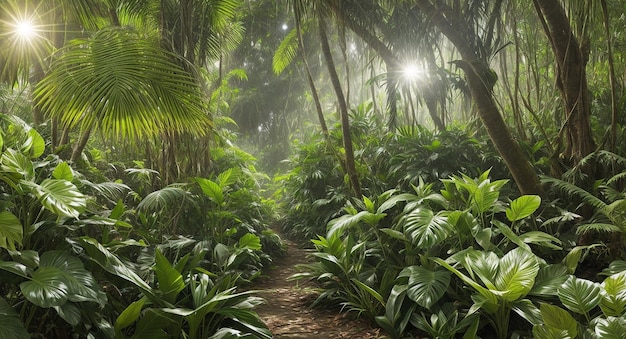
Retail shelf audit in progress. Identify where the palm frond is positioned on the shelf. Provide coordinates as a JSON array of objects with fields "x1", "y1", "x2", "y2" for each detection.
[
  {"x1": 35, "y1": 27, "x2": 211, "y2": 140},
  {"x1": 273, "y1": 28, "x2": 299, "y2": 74}
]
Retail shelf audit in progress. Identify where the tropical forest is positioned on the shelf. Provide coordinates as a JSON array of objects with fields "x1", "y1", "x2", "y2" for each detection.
[{"x1": 1, "y1": 0, "x2": 626, "y2": 338}]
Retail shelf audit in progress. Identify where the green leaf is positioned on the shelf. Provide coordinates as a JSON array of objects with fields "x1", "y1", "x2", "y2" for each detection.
[
  {"x1": 23, "y1": 179, "x2": 86, "y2": 219},
  {"x1": 351, "y1": 278, "x2": 384, "y2": 306},
  {"x1": 115, "y1": 297, "x2": 146, "y2": 330},
  {"x1": 403, "y1": 208, "x2": 453, "y2": 248},
  {"x1": 20, "y1": 266, "x2": 69, "y2": 308},
  {"x1": 238, "y1": 233, "x2": 261, "y2": 251},
  {"x1": 538, "y1": 303, "x2": 577, "y2": 338},
  {"x1": 558, "y1": 276, "x2": 602, "y2": 315},
  {"x1": 153, "y1": 250, "x2": 185, "y2": 303},
  {"x1": 496, "y1": 248, "x2": 539, "y2": 301},
  {"x1": 54, "y1": 302, "x2": 81, "y2": 326},
  {"x1": 530, "y1": 265, "x2": 569, "y2": 297},
  {"x1": 25, "y1": 129, "x2": 45, "y2": 158},
  {"x1": 1, "y1": 149, "x2": 34, "y2": 180},
  {"x1": 74, "y1": 237, "x2": 156, "y2": 301},
  {"x1": 492, "y1": 220, "x2": 531, "y2": 251},
  {"x1": 400, "y1": 265, "x2": 451, "y2": 309},
  {"x1": 600, "y1": 271, "x2": 626, "y2": 316},
  {"x1": 0, "y1": 297, "x2": 29, "y2": 339},
  {"x1": 39, "y1": 251, "x2": 103, "y2": 305},
  {"x1": 433, "y1": 257, "x2": 498, "y2": 306},
  {"x1": 518, "y1": 231, "x2": 562, "y2": 250},
  {"x1": 196, "y1": 178, "x2": 224, "y2": 205},
  {"x1": 506, "y1": 195, "x2": 541, "y2": 222},
  {"x1": 594, "y1": 316, "x2": 626, "y2": 338},
  {"x1": 0, "y1": 211, "x2": 23, "y2": 251},
  {"x1": 137, "y1": 187, "x2": 189, "y2": 213},
  {"x1": 52, "y1": 162, "x2": 73, "y2": 181},
  {"x1": 532, "y1": 325, "x2": 572, "y2": 339}
]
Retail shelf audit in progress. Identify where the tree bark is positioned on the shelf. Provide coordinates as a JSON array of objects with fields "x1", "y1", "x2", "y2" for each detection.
[
  {"x1": 294, "y1": 1, "x2": 329, "y2": 138},
  {"x1": 416, "y1": 0, "x2": 543, "y2": 195},
  {"x1": 318, "y1": 17, "x2": 362, "y2": 198},
  {"x1": 533, "y1": 0, "x2": 595, "y2": 163}
]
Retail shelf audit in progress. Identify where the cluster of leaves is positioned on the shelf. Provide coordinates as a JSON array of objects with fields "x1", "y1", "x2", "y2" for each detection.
[
  {"x1": 0, "y1": 114, "x2": 278, "y2": 338},
  {"x1": 295, "y1": 167, "x2": 626, "y2": 338},
  {"x1": 277, "y1": 117, "x2": 507, "y2": 240}
]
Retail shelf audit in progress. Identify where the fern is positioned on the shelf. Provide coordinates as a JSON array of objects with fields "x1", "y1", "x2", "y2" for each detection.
[{"x1": 541, "y1": 176, "x2": 607, "y2": 211}]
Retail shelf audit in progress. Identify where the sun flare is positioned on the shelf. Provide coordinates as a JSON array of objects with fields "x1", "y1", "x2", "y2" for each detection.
[
  {"x1": 13, "y1": 19, "x2": 36, "y2": 40},
  {"x1": 402, "y1": 64, "x2": 425, "y2": 82}
]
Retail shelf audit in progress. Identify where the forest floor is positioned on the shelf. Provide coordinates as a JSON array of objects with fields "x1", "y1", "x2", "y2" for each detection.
[{"x1": 251, "y1": 234, "x2": 388, "y2": 339}]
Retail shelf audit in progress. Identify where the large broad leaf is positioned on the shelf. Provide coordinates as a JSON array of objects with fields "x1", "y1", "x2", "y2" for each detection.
[
  {"x1": 238, "y1": 233, "x2": 261, "y2": 251},
  {"x1": 537, "y1": 303, "x2": 577, "y2": 338},
  {"x1": 1, "y1": 149, "x2": 34, "y2": 180},
  {"x1": 471, "y1": 179, "x2": 507, "y2": 214},
  {"x1": 403, "y1": 208, "x2": 453, "y2": 248},
  {"x1": 530, "y1": 264, "x2": 569, "y2": 297},
  {"x1": 216, "y1": 168, "x2": 242, "y2": 188},
  {"x1": 327, "y1": 211, "x2": 385, "y2": 238},
  {"x1": 558, "y1": 276, "x2": 602, "y2": 315},
  {"x1": 495, "y1": 248, "x2": 539, "y2": 301},
  {"x1": 53, "y1": 303, "x2": 81, "y2": 326},
  {"x1": 400, "y1": 265, "x2": 451, "y2": 309},
  {"x1": 74, "y1": 237, "x2": 156, "y2": 302},
  {"x1": 600, "y1": 271, "x2": 626, "y2": 317},
  {"x1": 39, "y1": 251, "x2": 104, "y2": 306},
  {"x1": 137, "y1": 187, "x2": 189, "y2": 213},
  {"x1": 0, "y1": 211, "x2": 23, "y2": 251},
  {"x1": 20, "y1": 266, "x2": 69, "y2": 308},
  {"x1": 24, "y1": 128, "x2": 45, "y2": 159},
  {"x1": 52, "y1": 162, "x2": 73, "y2": 181},
  {"x1": 594, "y1": 316, "x2": 626, "y2": 338},
  {"x1": 462, "y1": 250, "x2": 500, "y2": 290},
  {"x1": 0, "y1": 297, "x2": 29, "y2": 339},
  {"x1": 23, "y1": 179, "x2": 86, "y2": 219},
  {"x1": 195, "y1": 178, "x2": 224, "y2": 205},
  {"x1": 153, "y1": 250, "x2": 184, "y2": 303},
  {"x1": 506, "y1": 195, "x2": 541, "y2": 222}
]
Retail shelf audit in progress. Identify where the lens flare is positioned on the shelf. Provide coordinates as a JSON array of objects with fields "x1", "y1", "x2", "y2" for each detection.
[
  {"x1": 402, "y1": 64, "x2": 424, "y2": 81},
  {"x1": 14, "y1": 19, "x2": 36, "y2": 40}
]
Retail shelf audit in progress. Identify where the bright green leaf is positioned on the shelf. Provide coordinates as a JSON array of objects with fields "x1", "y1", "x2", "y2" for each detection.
[
  {"x1": 506, "y1": 195, "x2": 541, "y2": 222},
  {"x1": 558, "y1": 276, "x2": 602, "y2": 315},
  {"x1": 0, "y1": 211, "x2": 23, "y2": 251},
  {"x1": 52, "y1": 162, "x2": 73, "y2": 181}
]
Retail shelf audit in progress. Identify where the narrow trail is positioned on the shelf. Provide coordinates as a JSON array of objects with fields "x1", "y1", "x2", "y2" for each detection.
[{"x1": 251, "y1": 235, "x2": 386, "y2": 338}]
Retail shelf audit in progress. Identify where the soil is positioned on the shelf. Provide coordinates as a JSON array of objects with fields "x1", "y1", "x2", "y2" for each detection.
[{"x1": 251, "y1": 236, "x2": 388, "y2": 339}]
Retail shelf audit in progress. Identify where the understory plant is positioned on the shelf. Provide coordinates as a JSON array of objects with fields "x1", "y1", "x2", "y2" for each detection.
[
  {"x1": 297, "y1": 167, "x2": 626, "y2": 338},
  {"x1": 0, "y1": 114, "x2": 275, "y2": 337}
]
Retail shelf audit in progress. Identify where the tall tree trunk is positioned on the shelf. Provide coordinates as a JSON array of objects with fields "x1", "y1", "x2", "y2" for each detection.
[
  {"x1": 533, "y1": 0, "x2": 595, "y2": 164},
  {"x1": 600, "y1": 0, "x2": 618, "y2": 152},
  {"x1": 416, "y1": 0, "x2": 543, "y2": 195},
  {"x1": 318, "y1": 17, "x2": 361, "y2": 198},
  {"x1": 294, "y1": 1, "x2": 329, "y2": 138}
]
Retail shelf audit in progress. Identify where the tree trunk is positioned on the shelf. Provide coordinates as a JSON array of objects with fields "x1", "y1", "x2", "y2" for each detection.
[
  {"x1": 533, "y1": 0, "x2": 595, "y2": 164},
  {"x1": 70, "y1": 125, "x2": 93, "y2": 163},
  {"x1": 416, "y1": 0, "x2": 543, "y2": 195},
  {"x1": 318, "y1": 17, "x2": 362, "y2": 198},
  {"x1": 294, "y1": 1, "x2": 329, "y2": 138}
]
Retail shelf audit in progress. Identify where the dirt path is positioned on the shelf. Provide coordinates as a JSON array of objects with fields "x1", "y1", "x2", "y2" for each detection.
[{"x1": 252, "y1": 236, "x2": 387, "y2": 338}]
